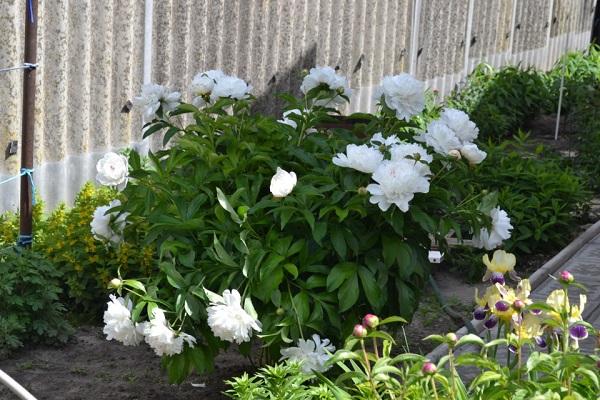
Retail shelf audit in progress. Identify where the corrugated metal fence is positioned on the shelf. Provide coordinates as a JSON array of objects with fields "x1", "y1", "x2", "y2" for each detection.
[{"x1": 0, "y1": 0, "x2": 596, "y2": 212}]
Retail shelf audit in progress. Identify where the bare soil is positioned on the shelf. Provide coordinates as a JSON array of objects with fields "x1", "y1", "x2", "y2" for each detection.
[{"x1": 0, "y1": 326, "x2": 251, "y2": 400}]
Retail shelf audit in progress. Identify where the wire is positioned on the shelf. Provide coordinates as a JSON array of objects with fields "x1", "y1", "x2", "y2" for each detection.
[{"x1": 0, "y1": 63, "x2": 38, "y2": 74}]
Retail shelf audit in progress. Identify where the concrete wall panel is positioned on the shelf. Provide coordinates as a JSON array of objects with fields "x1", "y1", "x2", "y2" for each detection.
[{"x1": 0, "y1": 0, "x2": 596, "y2": 212}]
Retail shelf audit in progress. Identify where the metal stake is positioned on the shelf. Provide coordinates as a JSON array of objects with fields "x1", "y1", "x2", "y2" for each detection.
[{"x1": 18, "y1": 0, "x2": 38, "y2": 247}]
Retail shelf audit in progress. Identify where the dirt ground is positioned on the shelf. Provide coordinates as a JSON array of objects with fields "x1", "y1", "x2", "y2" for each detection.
[
  {"x1": 0, "y1": 326, "x2": 252, "y2": 400},
  {"x1": 0, "y1": 267, "x2": 483, "y2": 400}
]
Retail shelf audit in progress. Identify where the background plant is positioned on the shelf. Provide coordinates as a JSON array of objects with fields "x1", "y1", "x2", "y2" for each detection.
[
  {"x1": 0, "y1": 246, "x2": 73, "y2": 357},
  {"x1": 0, "y1": 183, "x2": 156, "y2": 317},
  {"x1": 447, "y1": 64, "x2": 553, "y2": 141}
]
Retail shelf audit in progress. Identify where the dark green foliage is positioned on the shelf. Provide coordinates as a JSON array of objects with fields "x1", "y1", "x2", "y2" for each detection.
[
  {"x1": 0, "y1": 247, "x2": 73, "y2": 356},
  {"x1": 448, "y1": 64, "x2": 553, "y2": 140},
  {"x1": 463, "y1": 132, "x2": 589, "y2": 254}
]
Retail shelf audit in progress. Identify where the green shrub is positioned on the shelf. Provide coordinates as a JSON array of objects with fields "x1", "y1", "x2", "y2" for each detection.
[
  {"x1": 461, "y1": 132, "x2": 589, "y2": 254},
  {"x1": 0, "y1": 183, "x2": 157, "y2": 317},
  {"x1": 448, "y1": 64, "x2": 553, "y2": 140},
  {"x1": 0, "y1": 247, "x2": 73, "y2": 356}
]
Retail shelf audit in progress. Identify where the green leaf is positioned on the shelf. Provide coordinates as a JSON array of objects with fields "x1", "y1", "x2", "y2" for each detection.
[
  {"x1": 456, "y1": 334, "x2": 485, "y2": 348},
  {"x1": 326, "y1": 262, "x2": 357, "y2": 292},
  {"x1": 338, "y1": 274, "x2": 359, "y2": 312},
  {"x1": 378, "y1": 316, "x2": 407, "y2": 326},
  {"x1": 122, "y1": 279, "x2": 147, "y2": 294},
  {"x1": 216, "y1": 188, "x2": 242, "y2": 225},
  {"x1": 358, "y1": 266, "x2": 383, "y2": 310},
  {"x1": 331, "y1": 227, "x2": 347, "y2": 258},
  {"x1": 283, "y1": 263, "x2": 298, "y2": 279}
]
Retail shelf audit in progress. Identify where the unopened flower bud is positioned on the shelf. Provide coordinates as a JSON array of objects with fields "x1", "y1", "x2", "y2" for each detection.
[
  {"x1": 421, "y1": 361, "x2": 437, "y2": 375},
  {"x1": 513, "y1": 299, "x2": 525, "y2": 311},
  {"x1": 448, "y1": 149, "x2": 461, "y2": 159},
  {"x1": 108, "y1": 278, "x2": 122, "y2": 289},
  {"x1": 446, "y1": 333, "x2": 458, "y2": 344},
  {"x1": 560, "y1": 270, "x2": 574, "y2": 284},
  {"x1": 276, "y1": 307, "x2": 285, "y2": 316},
  {"x1": 481, "y1": 189, "x2": 489, "y2": 195},
  {"x1": 357, "y1": 186, "x2": 369, "y2": 196},
  {"x1": 237, "y1": 205, "x2": 250, "y2": 218},
  {"x1": 362, "y1": 314, "x2": 379, "y2": 329},
  {"x1": 353, "y1": 324, "x2": 368, "y2": 338}
]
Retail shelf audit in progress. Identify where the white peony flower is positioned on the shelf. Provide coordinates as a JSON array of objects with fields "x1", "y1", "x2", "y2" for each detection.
[
  {"x1": 190, "y1": 69, "x2": 226, "y2": 107},
  {"x1": 90, "y1": 200, "x2": 129, "y2": 245},
  {"x1": 209, "y1": 75, "x2": 252, "y2": 103},
  {"x1": 277, "y1": 109, "x2": 302, "y2": 128},
  {"x1": 141, "y1": 308, "x2": 196, "y2": 356},
  {"x1": 96, "y1": 152, "x2": 129, "y2": 190},
  {"x1": 270, "y1": 167, "x2": 298, "y2": 198},
  {"x1": 300, "y1": 66, "x2": 352, "y2": 107},
  {"x1": 390, "y1": 142, "x2": 433, "y2": 165},
  {"x1": 472, "y1": 207, "x2": 513, "y2": 250},
  {"x1": 415, "y1": 120, "x2": 462, "y2": 156},
  {"x1": 460, "y1": 143, "x2": 487, "y2": 165},
  {"x1": 332, "y1": 144, "x2": 384, "y2": 174},
  {"x1": 367, "y1": 159, "x2": 431, "y2": 212},
  {"x1": 370, "y1": 132, "x2": 401, "y2": 147},
  {"x1": 440, "y1": 108, "x2": 479, "y2": 144},
  {"x1": 206, "y1": 289, "x2": 262, "y2": 344},
  {"x1": 103, "y1": 295, "x2": 144, "y2": 346},
  {"x1": 377, "y1": 74, "x2": 425, "y2": 121},
  {"x1": 133, "y1": 83, "x2": 181, "y2": 120},
  {"x1": 280, "y1": 334, "x2": 336, "y2": 373}
]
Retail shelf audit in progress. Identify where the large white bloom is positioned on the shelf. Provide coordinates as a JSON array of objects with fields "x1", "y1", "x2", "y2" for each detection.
[
  {"x1": 473, "y1": 207, "x2": 513, "y2": 250},
  {"x1": 367, "y1": 159, "x2": 431, "y2": 212},
  {"x1": 270, "y1": 167, "x2": 298, "y2": 198},
  {"x1": 377, "y1": 74, "x2": 425, "y2": 121},
  {"x1": 332, "y1": 144, "x2": 384, "y2": 174},
  {"x1": 277, "y1": 109, "x2": 302, "y2": 128},
  {"x1": 140, "y1": 308, "x2": 196, "y2": 356},
  {"x1": 440, "y1": 108, "x2": 479, "y2": 144},
  {"x1": 280, "y1": 334, "x2": 336, "y2": 373},
  {"x1": 370, "y1": 132, "x2": 401, "y2": 148},
  {"x1": 460, "y1": 143, "x2": 487, "y2": 165},
  {"x1": 190, "y1": 69, "x2": 226, "y2": 107},
  {"x1": 96, "y1": 152, "x2": 129, "y2": 190},
  {"x1": 103, "y1": 295, "x2": 143, "y2": 346},
  {"x1": 206, "y1": 289, "x2": 262, "y2": 344},
  {"x1": 133, "y1": 83, "x2": 181, "y2": 120},
  {"x1": 209, "y1": 75, "x2": 252, "y2": 103},
  {"x1": 90, "y1": 200, "x2": 129, "y2": 245},
  {"x1": 300, "y1": 66, "x2": 352, "y2": 107},
  {"x1": 415, "y1": 120, "x2": 462, "y2": 156}
]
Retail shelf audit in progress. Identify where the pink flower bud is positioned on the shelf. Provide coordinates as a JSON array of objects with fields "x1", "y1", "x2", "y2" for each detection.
[
  {"x1": 560, "y1": 271, "x2": 574, "y2": 283},
  {"x1": 445, "y1": 333, "x2": 458, "y2": 343},
  {"x1": 422, "y1": 361, "x2": 437, "y2": 375},
  {"x1": 362, "y1": 314, "x2": 379, "y2": 329},
  {"x1": 352, "y1": 324, "x2": 368, "y2": 338},
  {"x1": 513, "y1": 299, "x2": 525, "y2": 311}
]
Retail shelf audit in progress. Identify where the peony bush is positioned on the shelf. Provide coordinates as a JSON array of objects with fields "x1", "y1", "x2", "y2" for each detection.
[{"x1": 92, "y1": 67, "x2": 512, "y2": 381}]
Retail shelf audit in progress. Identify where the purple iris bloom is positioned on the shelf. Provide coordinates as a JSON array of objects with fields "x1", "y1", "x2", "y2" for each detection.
[
  {"x1": 484, "y1": 315, "x2": 498, "y2": 329},
  {"x1": 569, "y1": 325, "x2": 588, "y2": 340},
  {"x1": 534, "y1": 336, "x2": 547, "y2": 348},
  {"x1": 473, "y1": 306, "x2": 487, "y2": 320},
  {"x1": 495, "y1": 300, "x2": 510, "y2": 312},
  {"x1": 490, "y1": 272, "x2": 505, "y2": 285},
  {"x1": 531, "y1": 308, "x2": 542, "y2": 316}
]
